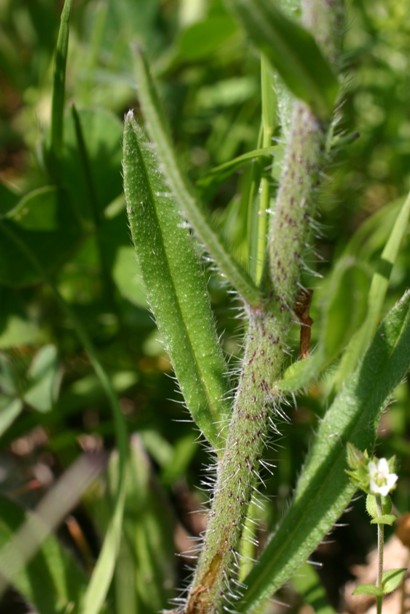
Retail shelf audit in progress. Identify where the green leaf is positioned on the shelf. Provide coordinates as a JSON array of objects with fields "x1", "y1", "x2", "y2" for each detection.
[
  {"x1": 123, "y1": 112, "x2": 231, "y2": 451},
  {"x1": 370, "y1": 514, "x2": 397, "y2": 526},
  {"x1": 382, "y1": 568, "x2": 407, "y2": 594},
  {"x1": 227, "y1": 0, "x2": 339, "y2": 119},
  {"x1": 24, "y1": 345, "x2": 62, "y2": 413},
  {"x1": 164, "y1": 15, "x2": 238, "y2": 67},
  {"x1": 62, "y1": 108, "x2": 124, "y2": 221},
  {"x1": 366, "y1": 493, "x2": 392, "y2": 519},
  {"x1": 353, "y1": 583, "x2": 382, "y2": 597},
  {"x1": 236, "y1": 290, "x2": 410, "y2": 612},
  {"x1": 0, "y1": 182, "x2": 19, "y2": 218},
  {"x1": 0, "y1": 187, "x2": 83, "y2": 287},
  {"x1": 0, "y1": 399, "x2": 23, "y2": 438},
  {"x1": 277, "y1": 351, "x2": 323, "y2": 392},
  {"x1": 0, "y1": 289, "x2": 41, "y2": 348},
  {"x1": 133, "y1": 47, "x2": 262, "y2": 307},
  {"x1": 319, "y1": 258, "x2": 370, "y2": 361},
  {"x1": 370, "y1": 514, "x2": 397, "y2": 527},
  {"x1": 335, "y1": 190, "x2": 410, "y2": 388}
]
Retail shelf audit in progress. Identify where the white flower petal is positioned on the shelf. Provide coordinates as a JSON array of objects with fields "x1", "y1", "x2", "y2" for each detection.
[{"x1": 368, "y1": 457, "x2": 398, "y2": 496}]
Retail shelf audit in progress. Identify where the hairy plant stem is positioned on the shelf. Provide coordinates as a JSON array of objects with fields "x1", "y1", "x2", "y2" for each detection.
[
  {"x1": 184, "y1": 0, "x2": 343, "y2": 610},
  {"x1": 186, "y1": 304, "x2": 291, "y2": 613},
  {"x1": 185, "y1": 105, "x2": 326, "y2": 614}
]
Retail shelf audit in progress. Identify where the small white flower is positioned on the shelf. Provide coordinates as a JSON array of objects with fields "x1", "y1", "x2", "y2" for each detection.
[{"x1": 368, "y1": 458, "x2": 398, "y2": 496}]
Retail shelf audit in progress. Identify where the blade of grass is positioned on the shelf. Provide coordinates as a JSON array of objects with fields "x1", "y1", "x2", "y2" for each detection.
[
  {"x1": 0, "y1": 495, "x2": 87, "y2": 613},
  {"x1": 335, "y1": 190, "x2": 410, "y2": 389},
  {"x1": 116, "y1": 436, "x2": 175, "y2": 613},
  {"x1": 197, "y1": 146, "x2": 275, "y2": 189},
  {"x1": 236, "y1": 290, "x2": 410, "y2": 612},
  {"x1": 226, "y1": 0, "x2": 338, "y2": 120},
  {"x1": 70, "y1": 104, "x2": 117, "y2": 306},
  {"x1": 123, "y1": 113, "x2": 231, "y2": 451},
  {"x1": 133, "y1": 47, "x2": 262, "y2": 307},
  {"x1": 81, "y1": 474, "x2": 127, "y2": 614},
  {"x1": 0, "y1": 454, "x2": 105, "y2": 602},
  {"x1": 48, "y1": 0, "x2": 72, "y2": 178},
  {"x1": 249, "y1": 54, "x2": 276, "y2": 285}
]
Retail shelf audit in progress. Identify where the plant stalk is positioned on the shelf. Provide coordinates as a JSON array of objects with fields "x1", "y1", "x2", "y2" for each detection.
[
  {"x1": 376, "y1": 496, "x2": 384, "y2": 614},
  {"x1": 184, "y1": 0, "x2": 344, "y2": 610}
]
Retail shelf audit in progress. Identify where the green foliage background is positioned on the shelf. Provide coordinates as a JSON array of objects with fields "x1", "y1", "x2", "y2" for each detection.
[{"x1": 0, "y1": 0, "x2": 409, "y2": 612}]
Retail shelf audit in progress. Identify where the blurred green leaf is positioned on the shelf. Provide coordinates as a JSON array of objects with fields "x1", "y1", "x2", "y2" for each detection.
[
  {"x1": 291, "y1": 562, "x2": 337, "y2": 614},
  {"x1": 353, "y1": 583, "x2": 382, "y2": 597},
  {"x1": 24, "y1": 345, "x2": 62, "y2": 413},
  {"x1": 335, "y1": 190, "x2": 410, "y2": 388},
  {"x1": 161, "y1": 14, "x2": 238, "y2": 71},
  {"x1": 227, "y1": 0, "x2": 339, "y2": 119},
  {"x1": 0, "y1": 399, "x2": 23, "y2": 438},
  {"x1": 0, "y1": 187, "x2": 83, "y2": 287},
  {"x1": 0, "y1": 290, "x2": 40, "y2": 348},
  {"x1": 320, "y1": 257, "x2": 370, "y2": 361},
  {"x1": 0, "y1": 183, "x2": 19, "y2": 218},
  {"x1": 62, "y1": 108, "x2": 123, "y2": 221},
  {"x1": 382, "y1": 568, "x2": 407, "y2": 594}
]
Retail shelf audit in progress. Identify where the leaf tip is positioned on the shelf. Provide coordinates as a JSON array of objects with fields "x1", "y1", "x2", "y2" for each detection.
[{"x1": 125, "y1": 109, "x2": 135, "y2": 123}]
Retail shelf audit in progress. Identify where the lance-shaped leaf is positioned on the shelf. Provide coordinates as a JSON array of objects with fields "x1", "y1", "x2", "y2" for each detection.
[
  {"x1": 227, "y1": 0, "x2": 339, "y2": 119},
  {"x1": 123, "y1": 112, "x2": 230, "y2": 451},
  {"x1": 133, "y1": 49, "x2": 262, "y2": 307},
  {"x1": 237, "y1": 290, "x2": 410, "y2": 611}
]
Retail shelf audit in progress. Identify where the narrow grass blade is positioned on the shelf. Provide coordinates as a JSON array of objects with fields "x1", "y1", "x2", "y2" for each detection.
[
  {"x1": 81, "y1": 468, "x2": 126, "y2": 614},
  {"x1": 133, "y1": 48, "x2": 262, "y2": 307},
  {"x1": 249, "y1": 54, "x2": 277, "y2": 284},
  {"x1": 237, "y1": 290, "x2": 410, "y2": 611},
  {"x1": 197, "y1": 146, "x2": 275, "y2": 189},
  {"x1": 116, "y1": 436, "x2": 175, "y2": 613},
  {"x1": 70, "y1": 104, "x2": 117, "y2": 304},
  {"x1": 335, "y1": 191, "x2": 410, "y2": 388},
  {"x1": 0, "y1": 454, "x2": 106, "y2": 603},
  {"x1": 49, "y1": 0, "x2": 72, "y2": 174},
  {"x1": 0, "y1": 495, "x2": 87, "y2": 614},
  {"x1": 123, "y1": 113, "x2": 231, "y2": 450},
  {"x1": 227, "y1": 0, "x2": 338, "y2": 119}
]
